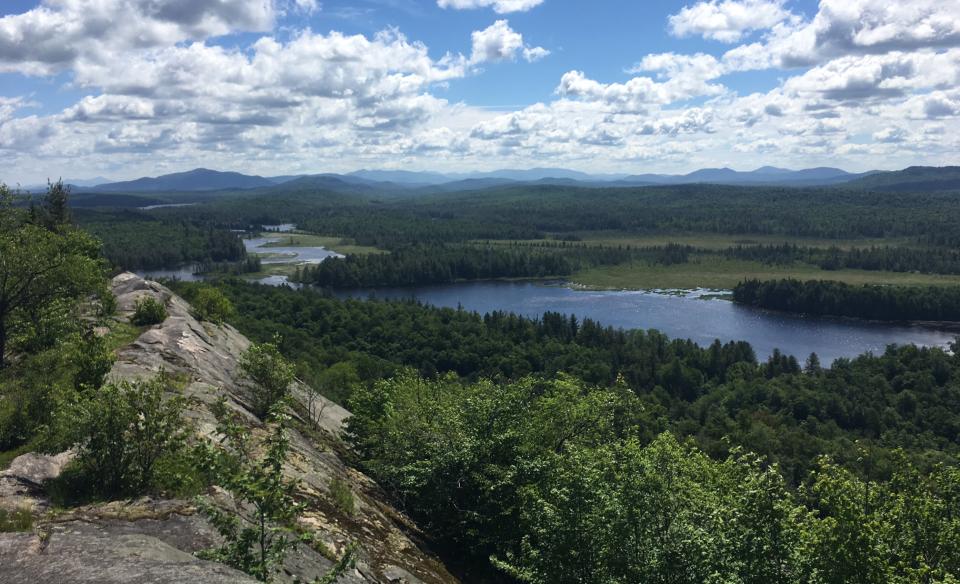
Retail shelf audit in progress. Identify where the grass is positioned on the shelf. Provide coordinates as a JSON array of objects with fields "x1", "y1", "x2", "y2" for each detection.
[
  {"x1": 481, "y1": 232, "x2": 918, "y2": 251},
  {"x1": 572, "y1": 255, "x2": 960, "y2": 290},
  {"x1": 242, "y1": 262, "x2": 300, "y2": 280},
  {"x1": 258, "y1": 232, "x2": 387, "y2": 255},
  {"x1": 102, "y1": 321, "x2": 143, "y2": 354},
  {"x1": 0, "y1": 507, "x2": 33, "y2": 532}
]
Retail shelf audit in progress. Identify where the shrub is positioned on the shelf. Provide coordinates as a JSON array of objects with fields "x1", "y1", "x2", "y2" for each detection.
[
  {"x1": 196, "y1": 402, "x2": 358, "y2": 583},
  {"x1": 46, "y1": 375, "x2": 189, "y2": 502},
  {"x1": 240, "y1": 339, "x2": 295, "y2": 419},
  {"x1": 192, "y1": 287, "x2": 234, "y2": 324},
  {"x1": 131, "y1": 296, "x2": 167, "y2": 326},
  {"x1": 72, "y1": 331, "x2": 114, "y2": 391},
  {"x1": 196, "y1": 404, "x2": 303, "y2": 582},
  {"x1": 329, "y1": 477, "x2": 355, "y2": 516}
]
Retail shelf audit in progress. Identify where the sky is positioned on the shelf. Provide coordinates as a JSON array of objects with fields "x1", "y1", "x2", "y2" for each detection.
[{"x1": 0, "y1": 0, "x2": 958, "y2": 183}]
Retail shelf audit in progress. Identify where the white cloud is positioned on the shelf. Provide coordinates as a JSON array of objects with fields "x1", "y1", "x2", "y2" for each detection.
[
  {"x1": 3, "y1": 0, "x2": 960, "y2": 182},
  {"x1": 873, "y1": 126, "x2": 907, "y2": 143},
  {"x1": 438, "y1": 0, "x2": 543, "y2": 14},
  {"x1": 558, "y1": 53, "x2": 725, "y2": 112},
  {"x1": 0, "y1": 0, "x2": 277, "y2": 75},
  {"x1": 470, "y1": 20, "x2": 549, "y2": 64},
  {"x1": 722, "y1": 0, "x2": 960, "y2": 71},
  {"x1": 669, "y1": 0, "x2": 792, "y2": 43}
]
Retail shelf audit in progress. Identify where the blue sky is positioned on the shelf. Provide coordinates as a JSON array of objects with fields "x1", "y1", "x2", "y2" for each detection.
[{"x1": 0, "y1": 0, "x2": 958, "y2": 183}]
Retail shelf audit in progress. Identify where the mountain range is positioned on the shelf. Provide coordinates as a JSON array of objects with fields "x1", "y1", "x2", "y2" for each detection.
[{"x1": 24, "y1": 165, "x2": 960, "y2": 195}]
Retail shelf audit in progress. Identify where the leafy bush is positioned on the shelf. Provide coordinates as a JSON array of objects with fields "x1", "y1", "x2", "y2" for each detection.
[
  {"x1": 46, "y1": 375, "x2": 190, "y2": 502},
  {"x1": 329, "y1": 478, "x2": 355, "y2": 516},
  {"x1": 192, "y1": 286, "x2": 234, "y2": 324},
  {"x1": 72, "y1": 331, "x2": 114, "y2": 391},
  {"x1": 131, "y1": 296, "x2": 168, "y2": 326},
  {"x1": 196, "y1": 403, "x2": 303, "y2": 582},
  {"x1": 240, "y1": 338, "x2": 295, "y2": 419}
]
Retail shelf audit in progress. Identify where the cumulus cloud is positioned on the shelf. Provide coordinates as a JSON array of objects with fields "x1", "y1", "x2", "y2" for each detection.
[
  {"x1": 669, "y1": 0, "x2": 792, "y2": 43},
  {"x1": 0, "y1": 0, "x2": 276, "y2": 75},
  {"x1": 470, "y1": 20, "x2": 549, "y2": 64},
  {"x1": 438, "y1": 0, "x2": 544, "y2": 14},
  {"x1": 558, "y1": 53, "x2": 725, "y2": 112},
  {"x1": 873, "y1": 127, "x2": 907, "y2": 143},
  {"x1": 3, "y1": 0, "x2": 960, "y2": 182},
  {"x1": 721, "y1": 0, "x2": 960, "y2": 71}
]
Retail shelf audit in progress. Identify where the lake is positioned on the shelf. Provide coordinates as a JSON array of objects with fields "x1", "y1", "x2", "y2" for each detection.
[
  {"x1": 242, "y1": 235, "x2": 342, "y2": 264},
  {"x1": 135, "y1": 234, "x2": 957, "y2": 363},
  {"x1": 336, "y1": 281, "x2": 957, "y2": 363}
]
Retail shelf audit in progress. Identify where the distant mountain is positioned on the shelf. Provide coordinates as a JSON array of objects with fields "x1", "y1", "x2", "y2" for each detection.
[
  {"x1": 71, "y1": 165, "x2": 883, "y2": 195},
  {"x1": 277, "y1": 174, "x2": 411, "y2": 194},
  {"x1": 92, "y1": 168, "x2": 275, "y2": 192},
  {"x1": 348, "y1": 169, "x2": 449, "y2": 185},
  {"x1": 617, "y1": 166, "x2": 862, "y2": 187},
  {"x1": 67, "y1": 176, "x2": 113, "y2": 187},
  {"x1": 462, "y1": 168, "x2": 626, "y2": 182},
  {"x1": 423, "y1": 177, "x2": 520, "y2": 193},
  {"x1": 843, "y1": 166, "x2": 960, "y2": 192},
  {"x1": 266, "y1": 174, "x2": 307, "y2": 184}
]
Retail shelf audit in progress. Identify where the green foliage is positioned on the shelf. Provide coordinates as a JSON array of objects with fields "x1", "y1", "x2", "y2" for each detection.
[
  {"x1": 0, "y1": 507, "x2": 33, "y2": 532},
  {"x1": 349, "y1": 371, "x2": 960, "y2": 583},
  {"x1": 97, "y1": 282, "x2": 118, "y2": 317},
  {"x1": 0, "y1": 183, "x2": 105, "y2": 368},
  {"x1": 310, "y1": 543, "x2": 358, "y2": 584},
  {"x1": 45, "y1": 375, "x2": 189, "y2": 502},
  {"x1": 171, "y1": 280, "x2": 960, "y2": 484},
  {"x1": 328, "y1": 478, "x2": 354, "y2": 517},
  {"x1": 0, "y1": 338, "x2": 88, "y2": 450},
  {"x1": 347, "y1": 372, "x2": 639, "y2": 569},
  {"x1": 192, "y1": 286, "x2": 235, "y2": 323},
  {"x1": 71, "y1": 331, "x2": 115, "y2": 391},
  {"x1": 131, "y1": 296, "x2": 168, "y2": 326},
  {"x1": 735, "y1": 278, "x2": 960, "y2": 321},
  {"x1": 196, "y1": 403, "x2": 303, "y2": 582},
  {"x1": 297, "y1": 242, "x2": 644, "y2": 288},
  {"x1": 77, "y1": 210, "x2": 248, "y2": 270},
  {"x1": 240, "y1": 339, "x2": 295, "y2": 419}
]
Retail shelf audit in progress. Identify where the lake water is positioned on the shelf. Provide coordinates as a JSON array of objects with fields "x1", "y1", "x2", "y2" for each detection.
[
  {"x1": 242, "y1": 235, "x2": 343, "y2": 264},
  {"x1": 336, "y1": 281, "x2": 957, "y2": 363},
  {"x1": 134, "y1": 231, "x2": 957, "y2": 363}
]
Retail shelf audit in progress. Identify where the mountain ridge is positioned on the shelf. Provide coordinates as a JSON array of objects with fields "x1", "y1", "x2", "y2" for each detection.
[{"x1": 66, "y1": 164, "x2": 960, "y2": 196}]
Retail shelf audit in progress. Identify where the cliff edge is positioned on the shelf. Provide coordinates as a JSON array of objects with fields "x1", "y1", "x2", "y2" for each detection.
[{"x1": 0, "y1": 273, "x2": 459, "y2": 584}]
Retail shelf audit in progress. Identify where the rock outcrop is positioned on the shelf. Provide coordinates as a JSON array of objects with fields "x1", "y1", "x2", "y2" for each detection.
[{"x1": 0, "y1": 274, "x2": 459, "y2": 584}]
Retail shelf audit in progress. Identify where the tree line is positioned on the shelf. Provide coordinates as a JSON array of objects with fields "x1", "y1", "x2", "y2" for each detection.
[
  {"x1": 294, "y1": 243, "x2": 691, "y2": 288},
  {"x1": 76, "y1": 210, "x2": 247, "y2": 270},
  {"x1": 725, "y1": 243, "x2": 960, "y2": 275},
  {"x1": 171, "y1": 280, "x2": 960, "y2": 486},
  {"x1": 734, "y1": 278, "x2": 960, "y2": 321}
]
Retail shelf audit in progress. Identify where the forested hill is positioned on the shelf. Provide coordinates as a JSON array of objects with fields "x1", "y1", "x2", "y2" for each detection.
[{"x1": 843, "y1": 165, "x2": 960, "y2": 192}]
